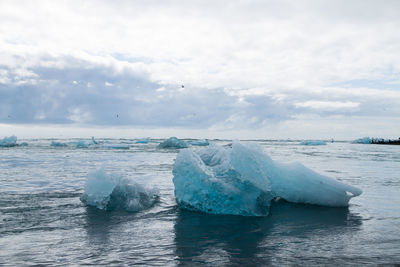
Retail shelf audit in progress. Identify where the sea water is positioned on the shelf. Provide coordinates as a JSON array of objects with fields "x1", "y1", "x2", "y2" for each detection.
[{"x1": 0, "y1": 139, "x2": 399, "y2": 265}]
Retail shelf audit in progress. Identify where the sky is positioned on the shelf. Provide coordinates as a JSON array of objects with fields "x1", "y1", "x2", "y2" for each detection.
[{"x1": 1, "y1": 0, "x2": 400, "y2": 139}]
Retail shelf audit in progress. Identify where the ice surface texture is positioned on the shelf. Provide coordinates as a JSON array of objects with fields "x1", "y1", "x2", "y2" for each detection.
[
  {"x1": 300, "y1": 140, "x2": 327, "y2": 146},
  {"x1": 173, "y1": 142, "x2": 362, "y2": 216},
  {"x1": 0, "y1": 136, "x2": 18, "y2": 147},
  {"x1": 158, "y1": 137, "x2": 188, "y2": 149},
  {"x1": 81, "y1": 169, "x2": 159, "y2": 211}
]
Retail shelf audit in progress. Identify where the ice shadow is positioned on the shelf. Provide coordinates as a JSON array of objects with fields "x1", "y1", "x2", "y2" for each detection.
[{"x1": 174, "y1": 199, "x2": 363, "y2": 266}]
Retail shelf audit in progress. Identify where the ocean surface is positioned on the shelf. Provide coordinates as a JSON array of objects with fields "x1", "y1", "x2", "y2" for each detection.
[{"x1": 0, "y1": 139, "x2": 399, "y2": 266}]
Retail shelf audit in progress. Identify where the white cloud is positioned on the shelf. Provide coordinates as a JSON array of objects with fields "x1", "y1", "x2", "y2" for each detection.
[
  {"x1": 295, "y1": 101, "x2": 360, "y2": 110},
  {"x1": 0, "y1": 0, "x2": 399, "y2": 138}
]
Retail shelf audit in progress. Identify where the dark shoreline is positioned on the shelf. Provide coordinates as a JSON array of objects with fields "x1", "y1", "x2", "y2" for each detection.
[{"x1": 371, "y1": 139, "x2": 400, "y2": 145}]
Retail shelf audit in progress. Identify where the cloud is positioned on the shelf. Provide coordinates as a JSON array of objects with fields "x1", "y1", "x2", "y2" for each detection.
[
  {"x1": 295, "y1": 101, "x2": 360, "y2": 110},
  {"x1": 0, "y1": 0, "x2": 400, "y2": 137}
]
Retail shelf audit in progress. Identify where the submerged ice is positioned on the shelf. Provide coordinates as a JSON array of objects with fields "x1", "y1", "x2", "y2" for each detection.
[
  {"x1": 173, "y1": 142, "x2": 362, "y2": 216},
  {"x1": 80, "y1": 169, "x2": 159, "y2": 211}
]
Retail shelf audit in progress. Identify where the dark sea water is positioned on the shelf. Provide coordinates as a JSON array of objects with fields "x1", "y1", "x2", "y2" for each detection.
[{"x1": 0, "y1": 139, "x2": 399, "y2": 266}]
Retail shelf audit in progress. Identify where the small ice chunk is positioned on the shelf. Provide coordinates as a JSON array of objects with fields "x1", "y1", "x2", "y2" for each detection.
[
  {"x1": 172, "y1": 142, "x2": 362, "y2": 216},
  {"x1": 0, "y1": 136, "x2": 17, "y2": 147},
  {"x1": 158, "y1": 137, "x2": 188, "y2": 149},
  {"x1": 80, "y1": 169, "x2": 159, "y2": 211},
  {"x1": 300, "y1": 140, "x2": 327, "y2": 146}
]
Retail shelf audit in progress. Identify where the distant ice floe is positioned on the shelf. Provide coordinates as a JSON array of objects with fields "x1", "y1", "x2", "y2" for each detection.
[
  {"x1": 351, "y1": 137, "x2": 372, "y2": 144},
  {"x1": 136, "y1": 138, "x2": 150, "y2": 144},
  {"x1": 300, "y1": 140, "x2": 327, "y2": 146},
  {"x1": 51, "y1": 141, "x2": 68, "y2": 147},
  {"x1": 158, "y1": 137, "x2": 188, "y2": 149},
  {"x1": 188, "y1": 139, "x2": 210, "y2": 146},
  {"x1": 0, "y1": 136, "x2": 18, "y2": 147},
  {"x1": 102, "y1": 143, "x2": 130, "y2": 149},
  {"x1": 75, "y1": 137, "x2": 98, "y2": 148},
  {"x1": 80, "y1": 169, "x2": 159, "y2": 211},
  {"x1": 173, "y1": 142, "x2": 362, "y2": 216}
]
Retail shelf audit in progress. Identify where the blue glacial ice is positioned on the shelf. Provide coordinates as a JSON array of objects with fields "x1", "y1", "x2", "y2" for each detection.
[
  {"x1": 102, "y1": 143, "x2": 130, "y2": 149},
  {"x1": 75, "y1": 137, "x2": 98, "y2": 148},
  {"x1": 188, "y1": 139, "x2": 210, "y2": 146},
  {"x1": 51, "y1": 141, "x2": 68, "y2": 147},
  {"x1": 299, "y1": 140, "x2": 327, "y2": 146},
  {"x1": 0, "y1": 135, "x2": 18, "y2": 147},
  {"x1": 158, "y1": 137, "x2": 188, "y2": 149},
  {"x1": 80, "y1": 169, "x2": 159, "y2": 211},
  {"x1": 352, "y1": 137, "x2": 372, "y2": 144},
  {"x1": 173, "y1": 142, "x2": 362, "y2": 216},
  {"x1": 136, "y1": 138, "x2": 150, "y2": 144}
]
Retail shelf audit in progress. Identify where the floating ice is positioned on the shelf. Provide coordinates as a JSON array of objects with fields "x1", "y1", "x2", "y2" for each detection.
[
  {"x1": 188, "y1": 139, "x2": 210, "y2": 146},
  {"x1": 80, "y1": 169, "x2": 159, "y2": 211},
  {"x1": 51, "y1": 141, "x2": 68, "y2": 147},
  {"x1": 173, "y1": 142, "x2": 362, "y2": 216},
  {"x1": 300, "y1": 140, "x2": 327, "y2": 146},
  {"x1": 136, "y1": 138, "x2": 150, "y2": 144},
  {"x1": 102, "y1": 143, "x2": 130, "y2": 149},
  {"x1": 158, "y1": 137, "x2": 188, "y2": 149},
  {"x1": 352, "y1": 137, "x2": 372, "y2": 144},
  {"x1": 75, "y1": 137, "x2": 98, "y2": 148},
  {"x1": 0, "y1": 136, "x2": 17, "y2": 147}
]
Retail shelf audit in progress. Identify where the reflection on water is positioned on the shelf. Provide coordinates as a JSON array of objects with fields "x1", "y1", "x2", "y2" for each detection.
[{"x1": 174, "y1": 200, "x2": 362, "y2": 266}]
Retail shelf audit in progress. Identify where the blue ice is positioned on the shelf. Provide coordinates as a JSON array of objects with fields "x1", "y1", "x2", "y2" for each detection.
[
  {"x1": 75, "y1": 137, "x2": 98, "y2": 148},
  {"x1": 158, "y1": 137, "x2": 188, "y2": 149},
  {"x1": 352, "y1": 137, "x2": 372, "y2": 144},
  {"x1": 173, "y1": 142, "x2": 362, "y2": 216},
  {"x1": 0, "y1": 135, "x2": 18, "y2": 147},
  {"x1": 300, "y1": 140, "x2": 327, "y2": 146},
  {"x1": 136, "y1": 138, "x2": 150, "y2": 144},
  {"x1": 102, "y1": 143, "x2": 130, "y2": 149},
  {"x1": 80, "y1": 169, "x2": 159, "y2": 211},
  {"x1": 188, "y1": 139, "x2": 210, "y2": 146},
  {"x1": 51, "y1": 141, "x2": 68, "y2": 147}
]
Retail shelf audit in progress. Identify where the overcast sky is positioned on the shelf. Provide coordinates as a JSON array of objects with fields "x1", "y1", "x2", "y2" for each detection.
[{"x1": 1, "y1": 0, "x2": 399, "y2": 139}]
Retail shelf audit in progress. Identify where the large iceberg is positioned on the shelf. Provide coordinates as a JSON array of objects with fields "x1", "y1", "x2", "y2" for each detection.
[
  {"x1": 173, "y1": 142, "x2": 362, "y2": 216},
  {"x1": 300, "y1": 140, "x2": 327, "y2": 146},
  {"x1": 0, "y1": 136, "x2": 18, "y2": 147},
  {"x1": 158, "y1": 137, "x2": 188, "y2": 149},
  {"x1": 80, "y1": 169, "x2": 159, "y2": 211}
]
